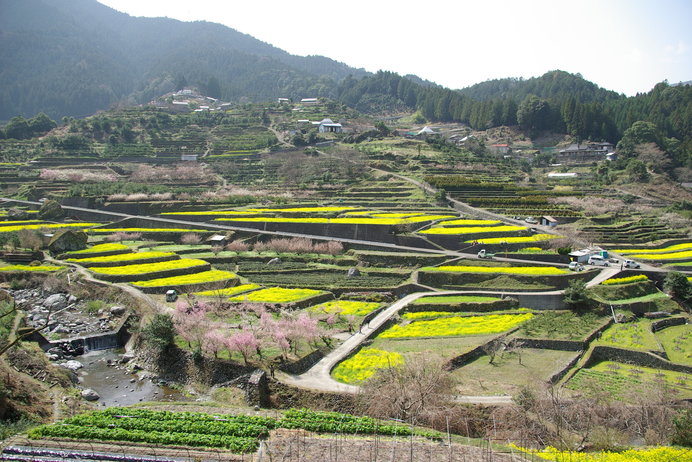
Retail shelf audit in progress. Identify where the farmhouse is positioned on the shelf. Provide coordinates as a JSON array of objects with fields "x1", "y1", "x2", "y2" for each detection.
[
  {"x1": 300, "y1": 97, "x2": 318, "y2": 105},
  {"x1": 317, "y1": 118, "x2": 343, "y2": 133},
  {"x1": 416, "y1": 126, "x2": 436, "y2": 138},
  {"x1": 490, "y1": 143, "x2": 510, "y2": 155},
  {"x1": 558, "y1": 142, "x2": 614, "y2": 163}
]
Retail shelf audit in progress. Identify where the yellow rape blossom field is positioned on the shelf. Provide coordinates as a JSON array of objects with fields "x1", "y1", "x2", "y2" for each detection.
[
  {"x1": 513, "y1": 445, "x2": 690, "y2": 461},
  {"x1": 601, "y1": 275, "x2": 648, "y2": 285},
  {"x1": 614, "y1": 243, "x2": 692, "y2": 254},
  {"x1": 419, "y1": 225, "x2": 527, "y2": 235},
  {"x1": 0, "y1": 264, "x2": 64, "y2": 272},
  {"x1": 466, "y1": 234, "x2": 562, "y2": 244},
  {"x1": 0, "y1": 223, "x2": 99, "y2": 233},
  {"x1": 332, "y1": 348, "x2": 404, "y2": 384},
  {"x1": 216, "y1": 215, "x2": 455, "y2": 225},
  {"x1": 88, "y1": 258, "x2": 208, "y2": 276},
  {"x1": 380, "y1": 313, "x2": 534, "y2": 338},
  {"x1": 308, "y1": 300, "x2": 381, "y2": 316},
  {"x1": 439, "y1": 219, "x2": 501, "y2": 226},
  {"x1": 421, "y1": 265, "x2": 569, "y2": 275},
  {"x1": 631, "y1": 250, "x2": 692, "y2": 260},
  {"x1": 228, "y1": 287, "x2": 323, "y2": 303},
  {"x1": 64, "y1": 243, "x2": 129, "y2": 255},
  {"x1": 67, "y1": 251, "x2": 176, "y2": 264},
  {"x1": 131, "y1": 270, "x2": 237, "y2": 288},
  {"x1": 194, "y1": 283, "x2": 261, "y2": 297}
]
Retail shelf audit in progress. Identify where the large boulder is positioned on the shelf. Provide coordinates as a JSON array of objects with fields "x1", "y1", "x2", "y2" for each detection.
[
  {"x1": 81, "y1": 388, "x2": 100, "y2": 401},
  {"x1": 37, "y1": 200, "x2": 65, "y2": 220},
  {"x1": 43, "y1": 293, "x2": 68, "y2": 310},
  {"x1": 48, "y1": 230, "x2": 87, "y2": 253}
]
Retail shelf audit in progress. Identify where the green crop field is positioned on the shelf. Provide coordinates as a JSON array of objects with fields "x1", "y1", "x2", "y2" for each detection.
[{"x1": 656, "y1": 323, "x2": 692, "y2": 366}]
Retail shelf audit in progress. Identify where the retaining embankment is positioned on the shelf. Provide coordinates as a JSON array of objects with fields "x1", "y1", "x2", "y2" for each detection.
[{"x1": 585, "y1": 345, "x2": 692, "y2": 374}]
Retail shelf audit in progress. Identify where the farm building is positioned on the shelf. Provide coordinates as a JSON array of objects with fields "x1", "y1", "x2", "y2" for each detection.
[
  {"x1": 541, "y1": 216, "x2": 558, "y2": 227},
  {"x1": 300, "y1": 98, "x2": 318, "y2": 105},
  {"x1": 558, "y1": 142, "x2": 614, "y2": 163},
  {"x1": 317, "y1": 118, "x2": 343, "y2": 133},
  {"x1": 416, "y1": 126, "x2": 436, "y2": 137}
]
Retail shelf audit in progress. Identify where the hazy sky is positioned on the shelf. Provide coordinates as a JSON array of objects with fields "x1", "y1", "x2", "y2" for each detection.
[{"x1": 98, "y1": 0, "x2": 691, "y2": 96}]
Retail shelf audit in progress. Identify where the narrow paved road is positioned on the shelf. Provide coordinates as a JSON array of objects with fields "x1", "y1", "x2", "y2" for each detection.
[{"x1": 279, "y1": 275, "x2": 603, "y2": 396}]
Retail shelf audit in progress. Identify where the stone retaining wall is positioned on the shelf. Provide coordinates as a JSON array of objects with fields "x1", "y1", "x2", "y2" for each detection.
[
  {"x1": 278, "y1": 349, "x2": 326, "y2": 375},
  {"x1": 586, "y1": 345, "x2": 692, "y2": 374},
  {"x1": 651, "y1": 316, "x2": 688, "y2": 332}
]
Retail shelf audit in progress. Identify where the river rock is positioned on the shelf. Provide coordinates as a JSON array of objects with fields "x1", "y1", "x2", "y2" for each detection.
[
  {"x1": 61, "y1": 360, "x2": 84, "y2": 371},
  {"x1": 110, "y1": 305, "x2": 126, "y2": 317},
  {"x1": 347, "y1": 267, "x2": 361, "y2": 278},
  {"x1": 81, "y1": 388, "x2": 100, "y2": 401},
  {"x1": 43, "y1": 293, "x2": 68, "y2": 310}
]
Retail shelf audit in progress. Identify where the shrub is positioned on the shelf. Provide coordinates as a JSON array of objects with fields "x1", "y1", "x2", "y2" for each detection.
[
  {"x1": 105, "y1": 232, "x2": 142, "y2": 242},
  {"x1": 181, "y1": 233, "x2": 202, "y2": 245},
  {"x1": 226, "y1": 240, "x2": 251, "y2": 252},
  {"x1": 141, "y1": 313, "x2": 175, "y2": 351}
]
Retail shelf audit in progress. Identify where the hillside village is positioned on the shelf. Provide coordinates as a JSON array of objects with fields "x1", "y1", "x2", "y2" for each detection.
[{"x1": 0, "y1": 1, "x2": 691, "y2": 461}]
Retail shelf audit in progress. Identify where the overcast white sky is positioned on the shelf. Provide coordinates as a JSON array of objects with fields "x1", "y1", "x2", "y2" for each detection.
[{"x1": 98, "y1": 0, "x2": 691, "y2": 96}]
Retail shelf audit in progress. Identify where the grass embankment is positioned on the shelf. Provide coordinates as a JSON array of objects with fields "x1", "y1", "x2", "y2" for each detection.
[{"x1": 655, "y1": 323, "x2": 692, "y2": 366}]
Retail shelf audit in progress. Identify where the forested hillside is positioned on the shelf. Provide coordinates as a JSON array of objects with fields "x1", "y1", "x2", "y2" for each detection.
[
  {"x1": 0, "y1": 0, "x2": 367, "y2": 120},
  {"x1": 337, "y1": 70, "x2": 691, "y2": 159}
]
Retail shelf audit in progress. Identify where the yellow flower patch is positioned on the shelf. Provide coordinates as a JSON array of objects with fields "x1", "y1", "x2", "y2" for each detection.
[
  {"x1": 439, "y1": 219, "x2": 501, "y2": 226},
  {"x1": 517, "y1": 445, "x2": 690, "y2": 461},
  {"x1": 67, "y1": 251, "x2": 175, "y2": 264},
  {"x1": 131, "y1": 270, "x2": 237, "y2": 288},
  {"x1": 466, "y1": 234, "x2": 562, "y2": 244},
  {"x1": 64, "y1": 243, "x2": 129, "y2": 255},
  {"x1": 601, "y1": 275, "x2": 648, "y2": 285},
  {"x1": 217, "y1": 215, "x2": 455, "y2": 225},
  {"x1": 228, "y1": 287, "x2": 323, "y2": 303},
  {"x1": 0, "y1": 264, "x2": 63, "y2": 272},
  {"x1": 160, "y1": 210, "x2": 259, "y2": 215},
  {"x1": 332, "y1": 348, "x2": 403, "y2": 384},
  {"x1": 379, "y1": 313, "x2": 534, "y2": 338},
  {"x1": 421, "y1": 265, "x2": 569, "y2": 275},
  {"x1": 419, "y1": 225, "x2": 527, "y2": 235},
  {"x1": 0, "y1": 220, "x2": 43, "y2": 226},
  {"x1": 88, "y1": 258, "x2": 208, "y2": 276},
  {"x1": 194, "y1": 283, "x2": 261, "y2": 297},
  {"x1": 248, "y1": 206, "x2": 359, "y2": 213},
  {"x1": 88, "y1": 228, "x2": 209, "y2": 233},
  {"x1": 0, "y1": 223, "x2": 99, "y2": 233},
  {"x1": 308, "y1": 300, "x2": 381, "y2": 316},
  {"x1": 614, "y1": 242, "x2": 692, "y2": 254},
  {"x1": 631, "y1": 250, "x2": 692, "y2": 260}
]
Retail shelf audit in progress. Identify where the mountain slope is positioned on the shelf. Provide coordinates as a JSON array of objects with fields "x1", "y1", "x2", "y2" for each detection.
[
  {"x1": 0, "y1": 0, "x2": 367, "y2": 120},
  {"x1": 457, "y1": 70, "x2": 625, "y2": 103}
]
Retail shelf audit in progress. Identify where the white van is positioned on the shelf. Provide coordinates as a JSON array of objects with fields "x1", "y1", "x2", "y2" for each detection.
[{"x1": 588, "y1": 255, "x2": 610, "y2": 266}]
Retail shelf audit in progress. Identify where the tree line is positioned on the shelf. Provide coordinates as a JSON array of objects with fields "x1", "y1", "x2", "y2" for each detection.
[{"x1": 337, "y1": 70, "x2": 691, "y2": 158}]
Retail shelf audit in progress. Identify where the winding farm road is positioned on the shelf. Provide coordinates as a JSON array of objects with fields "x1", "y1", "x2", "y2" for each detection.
[{"x1": 279, "y1": 265, "x2": 614, "y2": 397}]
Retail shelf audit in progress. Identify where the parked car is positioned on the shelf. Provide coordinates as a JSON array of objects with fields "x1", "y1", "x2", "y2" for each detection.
[
  {"x1": 588, "y1": 255, "x2": 610, "y2": 266},
  {"x1": 568, "y1": 261, "x2": 585, "y2": 271},
  {"x1": 624, "y1": 259, "x2": 640, "y2": 269},
  {"x1": 524, "y1": 216, "x2": 538, "y2": 224}
]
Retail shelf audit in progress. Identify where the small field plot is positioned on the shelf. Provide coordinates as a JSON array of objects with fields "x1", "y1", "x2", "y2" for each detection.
[
  {"x1": 379, "y1": 313, "x2": 533, "y2": 339},
  {"x1": 515, "y1": 311, "x2": 607, "y2": 341},
  {"x1": 655, "y1": 323, "x2": 692, "y2": 366},
  {"x1": 452, "y1": 349, "x2": 579, "y2": 396},
  {"x1": 567, "y1": 361, "x2": 692, "y2": 399},
  {"x1": 594, "y1": 319, "x2": 661, "y2": 352},
  {"x1": 240, "y1": 268, "x2": 410, "y2": 291}
]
